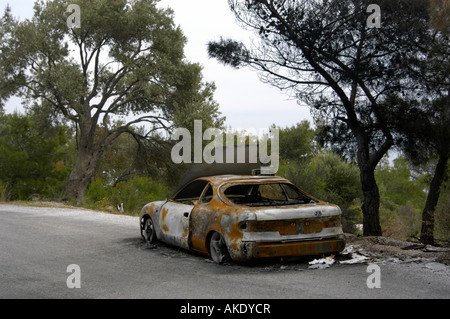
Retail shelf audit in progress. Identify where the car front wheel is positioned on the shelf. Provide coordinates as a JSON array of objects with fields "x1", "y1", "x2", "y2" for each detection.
[{"x1": 142, "y1": 217, "x2": 157, "y2": 245}]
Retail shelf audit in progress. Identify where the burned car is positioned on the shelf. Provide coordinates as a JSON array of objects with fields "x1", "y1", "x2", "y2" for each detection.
[{"x1": 140, "y1": 173, "x2": 345, "y2": 263}]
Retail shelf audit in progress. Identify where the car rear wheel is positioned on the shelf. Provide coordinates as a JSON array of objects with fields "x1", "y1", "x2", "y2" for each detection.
[
  {"x1": 209, "y1": 232, "x2": 230, "y2": 264},
  {"x1": 142, "y1": 217, "x2": 157, "y2": 245}
]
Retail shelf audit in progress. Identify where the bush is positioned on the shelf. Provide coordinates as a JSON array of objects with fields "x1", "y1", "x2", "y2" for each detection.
[
  {"x1": 341, "y1": 204, "x2": 363, "y2": 234},
  {"x1": 86, "y1": 176, "x2": 170, "y2": 215},
  {"x1": 0, "y1": 113, "x2": 73, "y2": 201},
  {"x1": 376, "y1": 157, "x2": 427, "y2": 240},
  {"x1": 381, "y1": 202, "x2": 421, "y2": 240},
  {"x1": 111, "y1": 177, "x2": 170, "y2": 215},
  {"x1": 279, "y1": 151, "x2": 362, "y2": 232},
  {"x1": 86, "y1": 178, "x2": 109, "y2": 204},
  {"x1": 0, "y1": 179, "x2": 9, "y2": 202}
]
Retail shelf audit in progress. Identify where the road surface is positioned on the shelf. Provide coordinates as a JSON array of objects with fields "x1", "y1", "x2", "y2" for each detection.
[{"x1": 1, "y1": 204, "x2": 449, "y2": 300}]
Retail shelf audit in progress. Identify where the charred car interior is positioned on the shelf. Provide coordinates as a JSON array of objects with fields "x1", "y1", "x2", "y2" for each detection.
[{"x1": 223, "y1": 183, "x2": 316, "y2": 207}]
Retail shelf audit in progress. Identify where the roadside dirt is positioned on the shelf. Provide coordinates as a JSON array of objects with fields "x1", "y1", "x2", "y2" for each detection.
[{"x1": 343, "y1": 234, "x2": 450, "y2": 265}]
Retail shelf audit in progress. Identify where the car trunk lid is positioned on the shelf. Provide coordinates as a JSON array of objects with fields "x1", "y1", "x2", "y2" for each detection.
[{"x1": 253, "y1": 204, "x2": 340, "y2": 221}]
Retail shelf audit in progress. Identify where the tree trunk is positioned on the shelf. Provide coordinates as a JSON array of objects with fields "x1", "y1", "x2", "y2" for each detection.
[
  {"x1": 64, "y1": 124, "x2": 103, "y2": 202},
  {"x1": 360, "y1": 165, "x2": 383, "y2": 236},
  {"x1": 355, "y1": 131, "x2": 385, "y2": 237},
  {"x1": 421, "y1": 92, "x2": 450, "y2": 245},
  {"x1": 420, "y1": 152, "x2": 448, "y2": 245}
]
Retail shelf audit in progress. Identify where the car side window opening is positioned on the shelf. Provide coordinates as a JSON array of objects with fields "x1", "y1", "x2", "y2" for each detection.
[
  {"x1": 224, "y1": 183, "x2": 315, "y2": 207},
  {"x1": 173, "y1": 180, "x2": 209, "y2": 205},
  {"x1": 200, "y1": 184, "x2": 214, "y2": 204}
]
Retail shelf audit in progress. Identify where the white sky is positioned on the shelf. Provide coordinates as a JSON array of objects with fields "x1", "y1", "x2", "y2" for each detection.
[{"x1": 1, "y1": 0, "x2": 312, "y2": 130}]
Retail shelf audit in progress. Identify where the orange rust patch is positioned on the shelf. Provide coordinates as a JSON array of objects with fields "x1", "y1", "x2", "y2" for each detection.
[
  {"x1": 146, "y1": 203, "x2": 155, "y2": 215},
  {"x1": 190, "y1": 236, "x2": 206, "y2": 253},
  {"x1": 161, "y1": 208, "x2": 169, "y2": 232},
  {"x1": 227, "y1": 219, "x2": 243, "y2": 242},
  {"x1": 161, "y1": 208, "x2": 169, "y2": 221}
]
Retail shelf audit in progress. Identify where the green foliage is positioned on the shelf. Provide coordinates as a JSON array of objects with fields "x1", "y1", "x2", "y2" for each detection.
[
  {"x1": 279, "y1": 150, "x2": 363, "y2": 233},
  {"x1": 376, "y1": 157, "x2": 427, "y2": 208},
  {"x1": 375, "y1": 157, "x2": 427, "y2": 240},
  {"x1": 278, "y1": 121, "x2": 317, "y2": 163},
  {"x1": 0, "y1": 112, "x2": 73, "y2": 200},
  {"x1": 86, "y1": 176, "x2": 170, "y2": 215},
  {"x1": 342, "y1": 205, "x2": 364, "y2": 235},
  {"x1": 114, "y1": 177, "x2": 170, "y2": 214},
  {"x1": 279, "y1": 145, "x2": 431, "y2": 239},
  {"x1": 85, "y1": 178, "x2": 109, "y2": 204},
  {"x1": 0, "y1": 179, "x2": 8, "y2": 202},
  {"x1": 281, "y1": 151, "x2": 361, "y2": 203}
]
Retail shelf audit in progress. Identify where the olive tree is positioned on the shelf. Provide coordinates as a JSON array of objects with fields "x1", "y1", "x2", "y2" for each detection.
[{"x1": 0, "y1": 0, "x2": 224, "y2": 201}]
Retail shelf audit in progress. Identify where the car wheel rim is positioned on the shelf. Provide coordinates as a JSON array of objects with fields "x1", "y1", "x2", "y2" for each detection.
[
  {"x1": 210, "y1": 233, "x2": 226, "y2": 263},
  {"x1": 144, "y1": 219, "x2": 154, "y2": 244}
]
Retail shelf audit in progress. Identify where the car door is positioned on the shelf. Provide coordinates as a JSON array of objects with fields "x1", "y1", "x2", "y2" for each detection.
[
  {"x1": 159, "y1": 180, "x2": 209, "y2": 249},
  {"x1": 189, "y1": 183, "x2": 214, "y2": 254}
]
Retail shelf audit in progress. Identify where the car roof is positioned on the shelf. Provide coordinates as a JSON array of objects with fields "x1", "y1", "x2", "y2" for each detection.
[{"x1": 197, "y1": 174, "x2": 289, "y2": 187}]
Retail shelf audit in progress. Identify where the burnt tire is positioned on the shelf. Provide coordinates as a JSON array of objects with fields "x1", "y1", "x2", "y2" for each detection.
[
  {"x1": 142, "y1": 217, "x2": 157, "y2": 245},
  {"x1": 209, "y1": 232, "x2": 230, "y2": 264}
]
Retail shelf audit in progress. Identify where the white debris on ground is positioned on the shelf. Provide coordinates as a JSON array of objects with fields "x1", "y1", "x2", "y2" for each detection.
[
  {"x1": 308, "y1": 255, "x2": 336, "y2": 269},
  {"x1": 339, "y1": 245, "x2": 371, "y2": 265},
  {"x1": 339, "y1": 253, "x2": 370, "y2": 264},
  {"x1": 307, "y1": 245, "x2": 371, "y2": 269}
]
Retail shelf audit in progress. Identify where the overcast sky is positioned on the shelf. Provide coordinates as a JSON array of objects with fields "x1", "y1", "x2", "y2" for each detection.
[{"x1": 1, "y1": 0, "x2": 312, "y2": 130}]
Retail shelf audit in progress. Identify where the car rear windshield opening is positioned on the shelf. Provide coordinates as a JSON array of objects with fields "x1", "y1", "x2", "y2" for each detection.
[{"x1": 224, "y1": 183, "x2": 316, "y2": 207}]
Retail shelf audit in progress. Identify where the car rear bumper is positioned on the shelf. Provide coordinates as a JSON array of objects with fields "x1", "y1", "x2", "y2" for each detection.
[{"x1": 252, "y1": 238, "x2": 346, "y2": 258}]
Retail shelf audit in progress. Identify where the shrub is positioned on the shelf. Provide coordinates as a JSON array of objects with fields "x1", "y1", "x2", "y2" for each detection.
[
  {"x1": 0, "y1": 179, "x2": 9, "y2": 202},
  {"x1": 85, "y1": 176, "x2": 170, "y2": 215},
  {"x1": 86, "y1": 178, "x2": 109, "y2": 204},
  {"x1": 111, "y1": 177, "x2": 170, "y2": 215}
]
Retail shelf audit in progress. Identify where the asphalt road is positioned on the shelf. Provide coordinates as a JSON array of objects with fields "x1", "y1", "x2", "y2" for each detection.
[{"x1": 1, "y1": 204, "x2": 449, "y2": 300}]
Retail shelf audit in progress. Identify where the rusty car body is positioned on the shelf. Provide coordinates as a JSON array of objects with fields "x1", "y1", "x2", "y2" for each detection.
[{"x1": 139, "y1": 174, "x2": 345, "y2": 263}]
